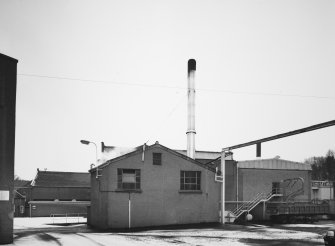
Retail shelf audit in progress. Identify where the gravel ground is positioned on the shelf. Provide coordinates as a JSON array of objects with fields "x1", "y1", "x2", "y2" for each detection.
[{"x1": 9, "y1": 217, "x2": 335, "y2": 245}]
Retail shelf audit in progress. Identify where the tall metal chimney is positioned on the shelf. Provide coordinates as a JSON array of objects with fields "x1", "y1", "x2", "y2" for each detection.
[{"x1": 187, "y1": 59, "x2": 196, "y2": 159}]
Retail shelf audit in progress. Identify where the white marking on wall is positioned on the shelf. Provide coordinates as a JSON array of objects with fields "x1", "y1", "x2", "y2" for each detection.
[{"x1": 0, "y1": 190, "x2": 9, "y2": 201}]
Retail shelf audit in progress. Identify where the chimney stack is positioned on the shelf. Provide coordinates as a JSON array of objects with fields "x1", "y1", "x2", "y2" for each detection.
[{"x1": 187, "y1": 59, "x2": 196, "y2": 159}]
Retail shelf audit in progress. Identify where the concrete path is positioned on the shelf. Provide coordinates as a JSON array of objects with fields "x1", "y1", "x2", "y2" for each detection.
[{"x1": 8, "y1": 217, "x2": 334, "y2": 245}]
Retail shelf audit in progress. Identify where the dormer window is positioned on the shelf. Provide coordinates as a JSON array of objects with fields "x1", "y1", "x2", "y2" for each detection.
[{"x1": 153, "y1": 153, "x2": 162, "y2": 165}]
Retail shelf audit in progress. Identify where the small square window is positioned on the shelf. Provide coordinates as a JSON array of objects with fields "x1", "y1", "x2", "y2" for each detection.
[{"x1": 153, "y1": 153, "x2": 162, "y2": 165}]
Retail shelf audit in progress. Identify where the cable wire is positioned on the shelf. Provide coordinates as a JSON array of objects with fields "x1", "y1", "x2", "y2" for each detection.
[{"x1": 18, "y1": 73, "x2": 335, "y2": 100}]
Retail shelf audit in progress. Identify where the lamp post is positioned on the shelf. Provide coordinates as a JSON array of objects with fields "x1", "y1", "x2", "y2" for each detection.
[{"x1": 80, "y1": 140, "x2": 98, "y2": 164}]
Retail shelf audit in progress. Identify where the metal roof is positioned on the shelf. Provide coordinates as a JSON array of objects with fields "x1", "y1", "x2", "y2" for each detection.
[
  {"x1": 174, "y1": 150, "x2": 221, "y2": 160},
  {"x1": 31, "y1": 170, "x2": 90, "y2": 187},
  {"x1": 237, "y1": 158, "x2": 311, "y2": 171}
]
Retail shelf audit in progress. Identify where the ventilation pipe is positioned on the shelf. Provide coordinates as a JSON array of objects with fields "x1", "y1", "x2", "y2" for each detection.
[{"x1": 187, "y1": 59, "x2": 196, "y2": 159}]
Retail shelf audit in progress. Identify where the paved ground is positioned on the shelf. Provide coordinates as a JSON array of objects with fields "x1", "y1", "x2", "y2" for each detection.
[{"x1": 8, "y1": 217, "x2": 335, "y2": 245}]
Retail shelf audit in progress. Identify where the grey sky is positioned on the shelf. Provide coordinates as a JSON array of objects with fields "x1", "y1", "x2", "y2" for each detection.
[{"x1": 1, "y1": 0, "x2": 334, "y2": 179}]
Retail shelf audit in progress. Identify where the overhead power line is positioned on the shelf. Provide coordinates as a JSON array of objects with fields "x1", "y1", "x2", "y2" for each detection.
[
  {"x1": 18, "y1": 73, "x2": 183, "y2": 89},
  {"x1": 17, "y1": 73, "x2": 335, "y2": 100}
]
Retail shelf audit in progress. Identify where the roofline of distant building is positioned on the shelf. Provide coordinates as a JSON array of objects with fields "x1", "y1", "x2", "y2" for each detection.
[
  {"x1": 0, "y1": 53, "x2": 18, "y2": 63},
  {"x1": 30, "y1": 185, "x2": 91, "y2": 188},
  {"x1": 92, "y1": 142, "x2": 216, "y2": 173},
  {"x1": 36, "y1": 169, "x2": 89, "y2": 174}
]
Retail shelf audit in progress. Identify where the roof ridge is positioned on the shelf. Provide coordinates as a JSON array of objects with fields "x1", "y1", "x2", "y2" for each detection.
[
  {"x1": 174, "y1": 149, "x2": 221, "y2": 154},
  {"x1": 238, "y1": 158, "x2": 304, "y2": 164},
  {"x1": 91, "y1": 142, "x2": 216, "y2": 172}
]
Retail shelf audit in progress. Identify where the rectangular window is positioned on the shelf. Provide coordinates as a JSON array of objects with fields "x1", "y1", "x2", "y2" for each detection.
[
  {"x1": 117, "y1": 169, "x2": 141, "y2": 190},
  {"x1": 153, "y1": 153, "x2": 162, "y2": 165},
  {"x1": 180, "y1": 171, "x2": 201, "y2": 191}
]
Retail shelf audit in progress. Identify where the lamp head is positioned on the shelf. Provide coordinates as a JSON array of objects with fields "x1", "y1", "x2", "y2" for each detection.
[{"x1": 80, "y1": 140, "x2": 90, "y2": 145}]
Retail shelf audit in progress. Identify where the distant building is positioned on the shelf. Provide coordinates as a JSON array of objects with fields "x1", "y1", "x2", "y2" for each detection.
[
  {"x1": 312, "y1": 180, "x2": 334, "y2": 200},
  {"x1": 14, "y1": 179, "x2": 31, "y2": 217},
  {"x1": 27, "y1": 170, "x2": 91, "y2": 217}
]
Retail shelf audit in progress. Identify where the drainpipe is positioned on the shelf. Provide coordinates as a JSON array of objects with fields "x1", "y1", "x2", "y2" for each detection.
[
  {"x1": 142, "y1": 144, "x2": 146, "y2": 162},
  {"x1": 221, "y1": 151, "x2": 225, "y2": 224},
  {"x1": 236, "y1": 163, "x2": 239, "y2": 209},
  {"x1": 128, "y1": 193, "x2": 131, "y2": 229}
]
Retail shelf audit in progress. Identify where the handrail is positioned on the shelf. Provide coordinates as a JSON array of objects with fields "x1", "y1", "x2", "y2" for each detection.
[
  {"x1": 233, "y1": 192, "x2": 264, "y2": 215},
  {"x1": 230, "y1": 189, "x2": 282, "y2": 220}
]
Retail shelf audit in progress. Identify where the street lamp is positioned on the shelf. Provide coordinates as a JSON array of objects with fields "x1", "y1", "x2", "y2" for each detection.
[
  {"x1": 80, "y1": 140, "x2": 90, "y2": 145},
  {"x1": 80, "y1": 139, "x2": 98, "y2": 164}
]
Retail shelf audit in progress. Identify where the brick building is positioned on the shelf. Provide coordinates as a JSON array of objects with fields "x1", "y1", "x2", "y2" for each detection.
[
  {"x1": 89, "y1": 141, "x2": 313, "y2": 228},
  {"x1": 27, "y1": 170, "x2": 91, "y2": 217},
  {"x1": 14, "y1": 179, "x2": 31, "y2": 217},
  {"x1": 88, "y1": 142, "x2": 221, "y2": 229}
]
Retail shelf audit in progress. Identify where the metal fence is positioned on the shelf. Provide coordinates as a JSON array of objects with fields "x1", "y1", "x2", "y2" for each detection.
[{"x1": 50, "y1": 213, "x2": 87, "y2": 224}]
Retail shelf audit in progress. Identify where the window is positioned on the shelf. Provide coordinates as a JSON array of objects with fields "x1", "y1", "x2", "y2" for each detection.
[
  {"x1": 153, "y1": 153, "x2": 162, "y2": 165},
  {"x1": 117, "y1": 169, "x2": 141, "y2": 190},
  {"x1": 180, "y1": 171, "x2": 201, "y2": 191}
]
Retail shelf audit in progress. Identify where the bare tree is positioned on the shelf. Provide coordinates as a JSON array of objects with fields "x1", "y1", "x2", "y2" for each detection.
[{"x1": 305, "y1": 150, "x2": 335, "y2": 180}]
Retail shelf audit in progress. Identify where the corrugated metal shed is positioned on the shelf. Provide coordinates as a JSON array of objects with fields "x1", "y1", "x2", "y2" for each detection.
[{"x1": 237, "y1": 158, "x2": 311, "y2": 170}]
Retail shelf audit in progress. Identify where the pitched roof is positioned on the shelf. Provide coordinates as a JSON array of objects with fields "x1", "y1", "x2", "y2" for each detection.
[
  {"x1": 92, "y1": 142, "x2": 216, "y2": 173},
  {"x1": 31, "y1": 170, "x2": 90, "y2": 187},
  {"x1": 102, "y1": 142, "x2": 223, "y2": 161},
  {"x1": 0, "y1": 53, "x2": 18, "y2": 63},
  {"x1": 14, "y1": 179, "x2": 31, "y2": 188}
]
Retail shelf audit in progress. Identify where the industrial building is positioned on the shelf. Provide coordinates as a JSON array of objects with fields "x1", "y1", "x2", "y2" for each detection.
[
  {"x1": 224, "y1": 158, "x2": 312, "y2": 221},
  {"x1": 88, "y1": 142, "x2": 221, "y2": 229},
  {"x1": 14, "y1": 179, "x2": 31, "y2": 217},
  {"x1": 88, "y1": 141, "x2": 314, "y2": 229},
  {"x1": 86, "y1": 59, "x2": 320, "y2": 229},
  {"x1": 23, "y1": 169, "x2": 91, "y2": 217},
  {"x1": 312, "y1": 180, "x2": 334, "y2": 200}
]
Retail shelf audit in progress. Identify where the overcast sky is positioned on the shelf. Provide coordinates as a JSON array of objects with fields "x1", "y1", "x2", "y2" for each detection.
[{"x1": 1, "y1": 0, "x2": 335, "y2": 180}]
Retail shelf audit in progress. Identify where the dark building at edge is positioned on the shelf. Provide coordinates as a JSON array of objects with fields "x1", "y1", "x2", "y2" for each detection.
[{"x1": 0, "y1": 53, "x2": 17, "y2": 244}]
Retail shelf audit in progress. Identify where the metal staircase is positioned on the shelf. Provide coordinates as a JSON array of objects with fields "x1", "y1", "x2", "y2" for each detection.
[{"x1": 229, "y1": 190, "x2": 282, "y2": 221}]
